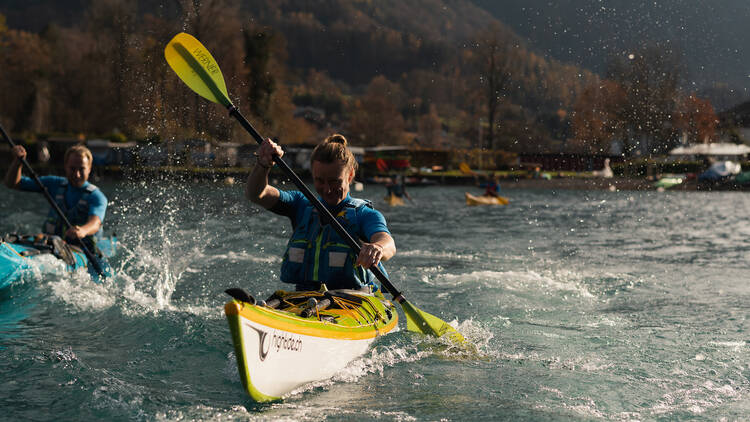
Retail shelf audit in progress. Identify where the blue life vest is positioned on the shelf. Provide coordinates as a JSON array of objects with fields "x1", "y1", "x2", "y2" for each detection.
[
  {"x1": 280, "y1": 197, "x2": 386, "y2": 290},
  {"x1": 44, "y1": 180, "x2": 103, "y2": 240}
]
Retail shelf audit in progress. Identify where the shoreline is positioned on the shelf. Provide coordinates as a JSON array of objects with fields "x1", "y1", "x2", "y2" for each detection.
[
  {"x1": 500, "y1": 177, "x2": 653, "y2": 191},
  {"x1": 20, "y1": 164, "x2": 744, "y2": 192}
]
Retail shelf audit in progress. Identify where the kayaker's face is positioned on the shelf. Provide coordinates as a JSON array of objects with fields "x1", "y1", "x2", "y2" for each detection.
[
  {"x1": 312, "y1": 160, "x2": 354, "y2": 206},
  {"x1": 64, "y1": 154, "x2": 91, "y2": 188}
]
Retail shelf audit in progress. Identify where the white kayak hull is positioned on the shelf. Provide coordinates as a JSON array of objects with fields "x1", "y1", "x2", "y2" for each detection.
[{"x1": 225, "y1": 290, "x2": 399, "y2": 402}]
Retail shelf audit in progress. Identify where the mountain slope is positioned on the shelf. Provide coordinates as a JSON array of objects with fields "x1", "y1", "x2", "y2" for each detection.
[{"x1": 472, "y1": 0, "x2": 750, "y2": 109}]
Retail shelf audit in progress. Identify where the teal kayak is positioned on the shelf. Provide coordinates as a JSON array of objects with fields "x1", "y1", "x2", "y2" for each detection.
[{"x1": 0, "y1": 234, "x2": 117, "y2": 289}]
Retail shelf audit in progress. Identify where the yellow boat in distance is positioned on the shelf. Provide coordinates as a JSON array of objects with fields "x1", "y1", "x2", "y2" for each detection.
[
  {"x1": 465, "y1": 192, "x2": 509, "y2": 206},
  {"x1": 224, "y1": 288, "x2": 399, "y2": 402},
  {"x1": 384, "y1": 192, "x2": 406, "y2": 206}
]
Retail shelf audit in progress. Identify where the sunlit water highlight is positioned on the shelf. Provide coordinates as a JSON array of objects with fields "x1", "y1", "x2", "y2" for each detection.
[{"x1": 2, "y1": 179, "x2": 750, "y2": 420}]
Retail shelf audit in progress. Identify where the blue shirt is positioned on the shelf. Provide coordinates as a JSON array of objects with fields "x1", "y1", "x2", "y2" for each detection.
[
  {"x1": 271, "y1": 190, "x2": 389, "y2": 241},
  {"x1": 18, "y1": 175, "x2": 107, "y2": 224}
]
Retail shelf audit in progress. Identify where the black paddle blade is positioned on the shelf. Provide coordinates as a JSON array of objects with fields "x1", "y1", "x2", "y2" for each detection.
[{"x1": 225, "y1": 288, "x2": 256, "y2": 304}]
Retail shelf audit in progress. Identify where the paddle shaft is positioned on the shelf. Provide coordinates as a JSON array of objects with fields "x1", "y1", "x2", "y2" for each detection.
[
  {"x1": 166, "y1": 33, "x2": 465, "y2": 341},
  {"x1": 227, "y1": 105, "x2": 404, "y2": 302},
  {"x1": 0, "y1": 125, "x2": 105, "y2": 277}
]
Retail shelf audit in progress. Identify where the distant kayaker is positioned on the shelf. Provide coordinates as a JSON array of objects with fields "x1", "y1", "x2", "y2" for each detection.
[
  {"x1": 386, "y1": 174, "x2": 414, "y2": 203},
  {"x1": 481, "y1": 172, "x2": 501, "y2": 197},
  {"x1": 4, "y1": 144, "x2": 107, "y2": 250},
  {"x1": 245, "y1": 134, "x2": 396, "y2": 292}
]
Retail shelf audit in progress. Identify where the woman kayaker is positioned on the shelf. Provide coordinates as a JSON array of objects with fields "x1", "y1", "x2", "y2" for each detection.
[
  {"x1": 4, "y1": 144, "x2": 107, "y2": 251},
  {"x1": 245, "y1": 134, "x2": 396, "y2": 292}
]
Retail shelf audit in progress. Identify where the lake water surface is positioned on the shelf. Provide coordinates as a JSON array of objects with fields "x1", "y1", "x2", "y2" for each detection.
[{"x1": 2, "y1": 178, "x2": 750, "y2": 421}]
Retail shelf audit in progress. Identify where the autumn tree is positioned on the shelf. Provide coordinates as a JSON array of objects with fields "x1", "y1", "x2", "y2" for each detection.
[
  {"x1": 243, "y1": 26, "x2": 285, "y2": 122},
  {"x1": 293, "y1": 69, "x2": 346, "y2": 119},
  {"x1": 469, "y1": 23, "x2": 522, "y2": 151},
  {"x1": 606, "y1": 43, "x2": 683, "y2": 156},
  {"x1": 0, "y1": 28, "x2": 52, "y2": 133},
  {"x1": 674, "y1": 94, "x2": 717, "y2": 144},
  {"x1": 83, "y1": 0, "x2": 137, "y2": 134},
  {"x1": 172, "y1": 0, "x2": 245, "y2": 141},
  {"x1": 417, "y1": 104, "x2": 442, "y2": 147},
  {"x1": 261, "y1": 84, "x2": 315, "y2": 144},
  {"x1": 127, "y1": 14, "x2": 184, "y2": 140},
  {"x1": 571, "y1": 80, "x2": 626, "y2": 153},
  {"x1": 348, "y1": 76, "x2": 405, "y2": 146}
]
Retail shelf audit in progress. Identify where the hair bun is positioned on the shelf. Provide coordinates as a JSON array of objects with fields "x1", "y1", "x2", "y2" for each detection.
[
  {"x1": 312, "y1": 133, "x2": 357, "y2": 171},
  {"x1": 326, "y1": 133, "x2": 348, "y2": 147}
]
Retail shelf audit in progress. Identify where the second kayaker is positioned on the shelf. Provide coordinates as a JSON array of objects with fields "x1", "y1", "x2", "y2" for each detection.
[
  {"x1": 245, "y1": 133, "x2": 396, "y2": 292},
  {"x1": 4, "y1": 144, "x2": 108, "y2": 251}
]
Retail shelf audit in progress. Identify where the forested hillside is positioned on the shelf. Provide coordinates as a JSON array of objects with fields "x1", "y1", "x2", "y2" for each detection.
[{"x1": 1, "y1": 0, "x2": 697, "y2": 155}]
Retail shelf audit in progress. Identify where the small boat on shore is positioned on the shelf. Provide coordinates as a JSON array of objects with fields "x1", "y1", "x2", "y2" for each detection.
[
  {"x1": 0, "y1": 234, "x2": 117, "y2": 288},
  {"x1": 653, "y1": 175, "x2": 684, "y2": 190},
  {"x1": 224, "y1": 287, "x2": 398, "y2": 402},
  {"x1": 465, "y1": 192, "x2": 509, "y2": 206}
]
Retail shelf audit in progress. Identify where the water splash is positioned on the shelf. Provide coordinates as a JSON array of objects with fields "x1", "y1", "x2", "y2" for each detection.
[{"x1": 106, "y1": 178, "x2": 223, "y2": 315}]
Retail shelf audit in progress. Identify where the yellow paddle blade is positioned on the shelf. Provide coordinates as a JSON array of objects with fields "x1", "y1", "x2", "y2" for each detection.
[
  {"x1": 164, "y1": 32, "x2": 232, "y2": 107},
  {"x1": 401, "y1": 300, "x2": 465, "y2": 344},
  {"x1": 459, "y1": 162, "x2": 472, "y2": 174}
]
